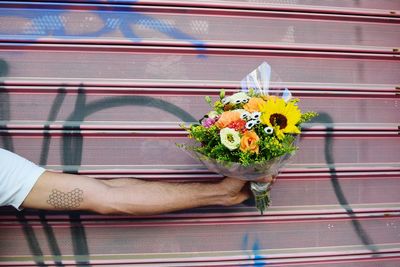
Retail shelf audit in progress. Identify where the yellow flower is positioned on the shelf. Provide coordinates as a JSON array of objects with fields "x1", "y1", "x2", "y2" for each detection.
[
  {"x1": 240, "y1": 131, "x2": 260, "y2": 154},
  {"x1": 260, "y1": 98, "x2": 301, "y2": 139}
]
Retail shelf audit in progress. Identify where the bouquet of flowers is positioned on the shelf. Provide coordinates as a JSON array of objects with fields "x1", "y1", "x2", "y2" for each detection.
[{"x1": 180, "y1": 62, "x2": 317, "y2": 214}]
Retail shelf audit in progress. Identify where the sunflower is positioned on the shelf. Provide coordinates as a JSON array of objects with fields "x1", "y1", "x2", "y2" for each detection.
[{"x1": 260, "y1": 98, "x2": 301, "y2": 139}]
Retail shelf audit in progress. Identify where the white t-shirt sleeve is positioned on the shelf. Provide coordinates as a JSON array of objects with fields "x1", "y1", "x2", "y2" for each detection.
[{"x1": 0, "y1": 148, "x2": 45, "y2": 210}]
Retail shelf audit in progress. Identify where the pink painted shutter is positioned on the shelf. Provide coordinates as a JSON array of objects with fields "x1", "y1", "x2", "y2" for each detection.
[{"x1": 0, "y1": 1, "x2": 399, "y2": 266}]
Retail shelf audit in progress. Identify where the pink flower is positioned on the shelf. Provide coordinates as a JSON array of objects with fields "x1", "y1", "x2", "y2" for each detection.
[{"x1": 202, "y1": 117, "x2": 217, "y2": 128}]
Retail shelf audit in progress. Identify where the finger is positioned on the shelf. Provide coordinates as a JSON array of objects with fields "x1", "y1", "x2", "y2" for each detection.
[{"x1": 256, "y1": 175, "x2": 276, "y2": 183}]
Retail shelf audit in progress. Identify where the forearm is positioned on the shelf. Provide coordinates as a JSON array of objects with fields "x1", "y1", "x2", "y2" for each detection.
[{"x1": 101, "y1": 178, "x2": 229, "y2": 215}]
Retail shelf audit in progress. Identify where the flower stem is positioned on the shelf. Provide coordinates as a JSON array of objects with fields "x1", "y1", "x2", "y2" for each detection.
[{"x1": 250, "y1": 182, "x2": 271, "y2": 215}]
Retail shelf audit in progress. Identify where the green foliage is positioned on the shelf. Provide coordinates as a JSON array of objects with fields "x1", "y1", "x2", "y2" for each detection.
[
  {"x1": 187, "y1": 123, "x2": 297, "y2": 166},
  {"x1": 213, "y1": 100, "x2": 225, "y2": 113},
  {"x1": 299, "y1": 111, "x2": 318, "y2": 124}
]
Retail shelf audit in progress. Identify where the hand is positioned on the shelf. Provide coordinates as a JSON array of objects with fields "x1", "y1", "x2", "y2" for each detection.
[{"x1": 217, "y1": 177, "x2": 250, "y2": 206}]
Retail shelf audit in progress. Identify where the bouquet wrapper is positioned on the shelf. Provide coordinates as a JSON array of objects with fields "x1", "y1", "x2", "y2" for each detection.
[
  {"x1": 240, "y1": 61, "x2": 292, "y2": 102},
  {"x1": 191, "y1": 150, "x2": 291, "y2": 181},
  {"x1": 181, "y1": 145, "x2": 296, "y2": 214}
]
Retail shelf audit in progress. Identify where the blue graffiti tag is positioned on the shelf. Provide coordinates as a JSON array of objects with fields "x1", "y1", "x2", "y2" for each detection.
[
  {"x1": 242, "y1": 233, "x2": 267, "y2": 266},
  {"x1": 0, "y1": 1, "x2": 206, "y2": 56}
]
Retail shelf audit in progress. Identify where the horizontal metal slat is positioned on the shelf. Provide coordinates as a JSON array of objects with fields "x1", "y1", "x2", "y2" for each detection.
[
  {"x1": 0, "y1": 249, "x2": 399, "y2": 266},
  {"x1": 3, "y1": 164, "x2": 392, "y2": 181},
  {"x1": 1, "y1": 125, "x2": 399, "y2": 135},
  {"x1": 2, "y1": 84, "x2": 399, "y2": 95},
  {"x1": 1, "y1": 90, "x2": 399, "y2": 126},
  {"x1": 1, "y1": 133, "x2": 399, "y2": 167},
  {"x1": 139, "y1": 0, "x2": 400, "y2": 13},
  {"x1": 2, "y1": 42, "x2": 399, "y2": 59},
  {"x1": 0, "y1": 46, "x2": 399, "y2": 88},
  {"x1": 46, "y1": 166, "x2": 400, "y2": 178},
  {"x1": 1, "y1": 128, "x2": 399, "y2": 136},
  {"x1": 1, "y1": 204, "x2": 399, "y2": 224},
  {"x1": 1, "y1": 211, "x2": 400, "y2": 227}
]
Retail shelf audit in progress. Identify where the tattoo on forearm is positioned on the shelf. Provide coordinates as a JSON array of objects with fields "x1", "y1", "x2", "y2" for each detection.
[{"x1": 47, "y1": 188, "x2": 84, "y2": 209}]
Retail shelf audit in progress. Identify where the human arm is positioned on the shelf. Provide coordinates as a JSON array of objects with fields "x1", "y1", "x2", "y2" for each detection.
[{"x1": 21, "y1": 171, "x2": 250, "y2": 215}]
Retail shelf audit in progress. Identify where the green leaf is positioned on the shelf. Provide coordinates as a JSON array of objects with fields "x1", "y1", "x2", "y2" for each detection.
[{"x1": 219, "y1": 90, "x2": 225, "y2": 99}]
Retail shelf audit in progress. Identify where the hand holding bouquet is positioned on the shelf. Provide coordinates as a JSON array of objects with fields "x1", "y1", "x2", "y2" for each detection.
[{"x1": 180, "y1": 62, "x2": 317, "y2": 214}]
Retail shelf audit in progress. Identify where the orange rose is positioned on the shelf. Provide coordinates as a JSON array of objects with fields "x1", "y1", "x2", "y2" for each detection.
[
  {"x1": 240, "y1": 131, "x2": 260, "y2": 154},
  {"x1": 243, "y1": 97, "x2": 267, "y2": 112},
  {"x1": 215, "y1": 111, "x2": 241, "y2": 129}
]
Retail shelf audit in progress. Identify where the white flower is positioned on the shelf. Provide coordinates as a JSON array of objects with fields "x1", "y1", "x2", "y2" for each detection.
[
  {"x1": 240, "y1": 112, "x2": 251, "y2": 121},
  {"x1": 251, "y1": 112, "x2": 261, "y2": 120},
  {"x1": 264, "y1": 126, "x2": 274, "y2": 135},
  {"x1": 221, "y1": 97, "x2": 231, "y2": 105},
  {"x1": 220, "y1": 128, "x2": 240, "y2": 151},
  {"x1": 230, "y1": 92, "x2": 250, "y2": 104},
  {"x1": 222, "y1": 92, "x2": 250, "y2": 105},
  {"x1": 246, "y1": 120, "x2": 259, "y2": 129}
]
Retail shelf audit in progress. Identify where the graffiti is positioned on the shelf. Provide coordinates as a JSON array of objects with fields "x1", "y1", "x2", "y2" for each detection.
[
  {"x1": 242, "y1": 233, "x2": 266, "y2": 266},
  {"x1": 40, "y1": 87, "x2": 67, "y2": 166},
  {"x1": 62, "y1": 86, "x2": 86, "y2": 172},
  {"x1": 313, "y1": 113, "x2": 379, "y2": 253},
  {"x1": 39, "y1": 211, "x2": 64, "y2": 267},
  {"x1": 0, "y1": 1, "x2": 207, "y2": 56},
  {"x1": 16, "y1": 213, "x2": 48, "y2": 267},
  {"x1": 69, "y1": 213, "x2": 90, "y2": 267}
]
